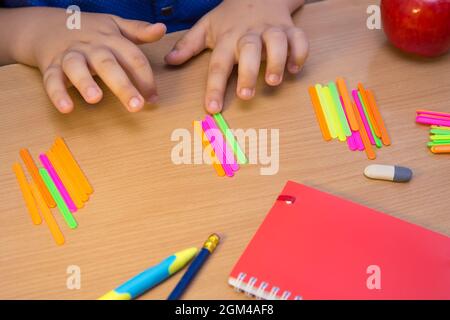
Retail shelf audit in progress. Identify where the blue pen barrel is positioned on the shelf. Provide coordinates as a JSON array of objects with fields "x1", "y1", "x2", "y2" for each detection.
[{"x1": 168, "y1": 248, "x2": 210, "y2": 300}]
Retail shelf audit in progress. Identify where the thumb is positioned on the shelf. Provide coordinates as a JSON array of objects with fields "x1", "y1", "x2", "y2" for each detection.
[
  {"x1": 165, "y1": 19, "x2": 208, "y2": 65},
  {"x1": 112, "y1": 16, "x2": 166, "y2": 44}
]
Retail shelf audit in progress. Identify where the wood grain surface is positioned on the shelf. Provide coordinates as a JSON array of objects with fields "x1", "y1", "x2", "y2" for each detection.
[{"x1": 0, "y1": 0, "x2": 449, "y2": 299}]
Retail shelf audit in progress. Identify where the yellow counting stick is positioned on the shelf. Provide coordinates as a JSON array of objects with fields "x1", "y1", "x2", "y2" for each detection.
[
  {"x1": 54, "y1": 137, "x2": 93, "y2": 196},
  {"x1": 193, "y1": 121, "x2": 225, "y2": 177},
  {"x1": 12, "y1": 163, "x2": 42, "y2": 225},
  {"x1": 47, "y1": 149, "x2": 85, "y2": 208},
  {"x1": 323, "y1": 86, "x2": 346, "y2": 141},
  {"x1": 315, "y1": 84, "x2": 336, "y2": 139},
  {"x1": 29, "y1": 182, "x2": 65, "y2": 246}
]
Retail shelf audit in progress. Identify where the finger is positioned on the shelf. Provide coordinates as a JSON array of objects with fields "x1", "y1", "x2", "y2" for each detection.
[
  {"x1": 43, "y1": 64, "x2": 74, "y2": 113},
  {"x1": 236, "y1": 33, "x2": 262, "y2": 100},
  {"x1": 205, "y1": 43, "x2": 235, "y2": 114},
  {"x1": 286, "y1": 27, "x2": 309, "y2": 74},
  {"x1": 111, "y1": 16, "x2": 166, "y2": 44},
  {"x1": 262, "y1": 27, "x2": 288, "y2": 86},
  {"x1": 165, "y1": 19, "x2": 207, "y2": 65},
  {"x1": 62, "y1": 51, "x2": 103, "y2": 104},
  {"x1": 110, "y1": 39, "x2": 158, "y2": 103},
  {"x1": 87, "y1": 49, "x2": 145, "y2": 112}
]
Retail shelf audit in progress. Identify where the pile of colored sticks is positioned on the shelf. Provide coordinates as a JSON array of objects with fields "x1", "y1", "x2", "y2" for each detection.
[
  {"x1": 12, "y1": 137, "x2": 93, "y2": 246},
  {"x1": 416, "y1": 110, "x2": 450, "y2": 154},
  {"x1": 193, "y1": 113, "x2": 247, "y2": 177},
  {"x1": 308, "y1": 78, "x2": 391, "y2": 160}
]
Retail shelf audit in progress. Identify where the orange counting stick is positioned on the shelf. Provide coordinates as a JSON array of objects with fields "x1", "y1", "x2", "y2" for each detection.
[
  {"x1": 12, "y1": 163, "x2": 42, "y2": 225},
  {"x1": 20, "y1": 148, "x2": 56, "y2": 208},
  {"x1": 431, "y1": 145, "x2": 450, "y2": 154},
  {"x1": 54, "y1": 137, "x2": 93, "y2": 195},
  {"x1": 51, "y1": 145, "x2": 89, "y2": 202},
  {"x1": 358, "y1": 83, "x2": 381, "y2": 138},
  {"x1": 29, "y1": 182, "x2": 65, "y2": 246},
  {"x1": 308, "y1": 86, "x2": 331, "y2": 141},
  {"x1": 366, "y1": 89, "x2": 391, "y2": 146},
  {"x1": 193, "y1": 121, "x2": 226, "y2": 177},
  {"x1": 352, "y1": 102, "x2": 376, "y2": 160},
  {"x1": 336, "y1": 78, "x2": 359, "y2": 131},
  {"x1": 47, "y1": 149, "x2": 85, "y2": 208}
]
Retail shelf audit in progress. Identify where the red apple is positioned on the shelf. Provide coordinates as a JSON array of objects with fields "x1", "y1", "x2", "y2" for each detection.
[{"x1": 381, "y1": 0, "x2": 450, "y2": 57}]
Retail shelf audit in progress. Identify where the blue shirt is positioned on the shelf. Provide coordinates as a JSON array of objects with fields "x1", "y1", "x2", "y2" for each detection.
[{"x1": 1, "y1": 0, "x2": 222, "y2": 32}]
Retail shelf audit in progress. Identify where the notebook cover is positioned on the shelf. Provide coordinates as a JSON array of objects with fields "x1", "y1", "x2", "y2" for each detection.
[{"x1": 229, "y1": 181, "x2": 450, "y2": 300}]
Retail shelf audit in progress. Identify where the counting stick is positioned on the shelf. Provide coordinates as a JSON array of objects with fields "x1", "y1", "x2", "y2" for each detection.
[
  {"x1": 417, "y1": 110, "x2": 450, "y2": 119},
  {"x1": 352, "y1": 102, "x2": 376, "y2": 160},
  {"x1": 12, "y1": 163, "x2": 42, "y2": 225},
  {"x1": 205, "y1": 115, "x2": 239, "y2": 172},
  {"x1": 366, "y1": 89, "x2": 391, "y2": 146},
  {"x1": 40, "y1": 154, "x2": 77, "y2": 213},
  {"x1": 213, "y1": 113, "x2": 248, "y2": 164},
  {"x1": 329, "y1": 82, "x2": 351, "y2": 137},
  {"x1": 358, "y1": 83, "x2": 381, "y2": 138},
  {"x1": 40, "y1": 168, "x2": 77, "y2": 229},
  {"x1": 316, "y1": 84, "x2": 336, "y2": 139},
  {"x1": 202, "y1": 120, "x2": 234, "y2": 177},
  {"x1": 323, "y1": 86, "x2": 346, "y2": 141},
  {"x1": 308, "y1": 86, "x2": 331, "y2": 141},
  {"x1": 431, "y1": 145, "x2": 450, "y2": 154},
  {"x1": 358, "y1": 92, "x2": 382, "y2": 148},
  {"x1": 20, "y1": 148, "x2": 55, "y2": 208},
  {"x1": 54, "y1": 137, "x2": 93, "y2": 195},
  {"x1": 47, "y1": 150, "x2": 85, "y2": 208},
  {"x1": 193, "y1": 121, "x2": 225, "y2": 177},
  {"x1": 29, "y1": 182, "x2": 65, "y2": 246},
  {"x1": 336, "y1": 78, "x2": 358, "y2": 131}
]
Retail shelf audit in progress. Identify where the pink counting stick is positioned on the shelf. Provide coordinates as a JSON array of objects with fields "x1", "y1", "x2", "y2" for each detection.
[
  {"x1": 205, "y1": 115, "x2": 239, "y2": 172},
  {"x1": 341, "y1": 96, "x2": 357, "y2": 151},
  {"x1": 39, "y1": 154, "x2": 77, "y2": 213},
  {"x1": 353, "y1": 131, "x2": 365, "y2": 151},
  {"x1": 352, "y1": 90, "x2": 376, "y2": 145},
  {"x1": 202, "y1": 120, "x2": 234, "y2": 177},
  {"x1": 416, "y1": 116, "x2": 450, "y2": 127},
  {"x1": 416, "y1": 110, "x2": 450, "y2": 119}
]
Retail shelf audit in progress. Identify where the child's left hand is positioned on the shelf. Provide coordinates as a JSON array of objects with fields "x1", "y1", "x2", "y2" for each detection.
[{"x1": 165, "y1": 0, "x2": 308, "y2": 114}]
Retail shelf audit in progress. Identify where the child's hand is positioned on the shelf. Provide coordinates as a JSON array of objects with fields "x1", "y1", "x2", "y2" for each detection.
[
  {"x1": 2, "y1": 8, "x2": 166, "y2": 113},
  {"x1": 165, "y1": 0, "x2": 308, "y2": 114}
]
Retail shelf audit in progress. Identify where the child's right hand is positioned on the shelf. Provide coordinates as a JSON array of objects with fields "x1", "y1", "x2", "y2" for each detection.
[{"x1": 3, "y1": 7, "x2": 166, "y2": 113}]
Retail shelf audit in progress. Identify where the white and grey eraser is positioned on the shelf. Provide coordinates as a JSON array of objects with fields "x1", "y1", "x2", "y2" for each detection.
[{"x1": 364, "y1": 164, "x2": 413, "y2": 183}]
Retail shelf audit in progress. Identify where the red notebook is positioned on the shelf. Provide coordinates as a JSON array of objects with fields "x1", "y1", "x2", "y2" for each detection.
[{"x1": 229, "y1": 181, "x2": 450, "y2": 300}]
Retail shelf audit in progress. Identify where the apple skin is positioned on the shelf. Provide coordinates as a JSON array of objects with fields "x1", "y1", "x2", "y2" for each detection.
[{"x1": 381, "y1": 0, "x2": 450, "y2": 57}]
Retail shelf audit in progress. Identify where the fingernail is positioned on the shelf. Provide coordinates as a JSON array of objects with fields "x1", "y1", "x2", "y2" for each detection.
[
  {"x1": 86, "y1": 86, "x2": 99, "y2": 100},
  {"x1": 128, "y1": 96, "x2": 143, "y2": 111},
  {"x1": 148, "y1": 94, "x2": 159, "y2": 104},
  {"x1": 289, "y1": 64, "x2": 301, "y2": 73},
  {"x1": 58, "y1": 99, "x2": 71, "y2": 111},
  {"x1": 268, "y1": 74, "x2": 281, "y2": 85},
  {"x1": 240, "y1": 88, "x2": 254, "y2": 99},
  {"x1": 208, "y1": 100, "x2": 221, "y2": 113}
]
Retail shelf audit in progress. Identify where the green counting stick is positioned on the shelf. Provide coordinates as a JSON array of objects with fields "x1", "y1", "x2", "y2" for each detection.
[
  {"x1": 428, "y1": 141, "x2": 450, "y2": 147},
  {"x1": 213, "y1": 113, "x2": 248, "y2": 164},
  {"x1": 358, "y1": 91, "x2": 382, "y2": 149},
  {"x1": 430, "y1": 129, "x2": 450, "y2": 135},
  {"x1": 328, "y1": 82, "x2": 351, "y2": 137},
  {"x1": 39, "y1": 168, "x2": 77, "y2": 229}
]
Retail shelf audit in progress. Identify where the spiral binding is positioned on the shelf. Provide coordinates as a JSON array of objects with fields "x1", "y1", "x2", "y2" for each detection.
[{"x1": 228, "y1": 272, "x2": 302, "y2": 300}]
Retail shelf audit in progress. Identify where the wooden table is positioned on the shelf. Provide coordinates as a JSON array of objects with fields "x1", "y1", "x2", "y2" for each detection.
[{"x1": 1, "y1": 0, "x2": 449, "y2": 300}]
